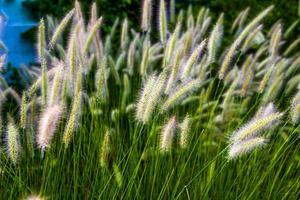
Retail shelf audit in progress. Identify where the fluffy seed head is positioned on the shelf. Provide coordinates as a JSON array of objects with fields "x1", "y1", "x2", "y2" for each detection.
[
  {"x1": 38, "y1": 18, "x2": 45, "y2": 61},
  {"x1": 230, "y1": 111, "x2": 283, "y2": 143},
  {"x1": 162, "y1": 79, "x2": 201, "y2": 111},
  {"x1": 181, "y1": 39, "x2": 207, "y2": 80},
  {"x1": 141, "y1": 0, "x2": 152, "y2": 32},
  {"x1": 160, "y1": 116, "x2": 176, "y2": 152},
  {"x1": 49, "y1": 9, "x2": 75, "y2": 49},
  {"x1": 63, "y1": 91, "x2": 82, "y2": 147},
  {"x1": 219, "y1": 6, "x2": 273, "y2": 79},
  {"x1": 136, "y1": 74, "x2": 156, "y2": 121},
  {"x1": 20, "y1": 93, "x2": 27, "y2": 129},
  {"x1": 256, "y1": 102, "x2": 276, "y2": 118},
  {"x1": 37, "y1": 104, "x2": 63, "y2": 150},
  {"x1": 228, "y1": 137, "x2": 267, "y2": 159},
  {"x1": 159, "y1": 0, "x2": 167, "y2": 43},
  {"x1": 83, "y1": 17, "x2": 103, "y2": 54},
  {"x1": 6, "y1": 118, "x2": 20, "y2": 164},
  {"x1": 142, "y1": 72, "x2": 167, "y2": 123},
  {"x1": 121, "y1": 18, "x2": 128, "y2": 49},
  {"x1": 179, "y1": 115, "x2": 191, "y2": 149},
  {"x1": 207, "y1": 14, "x2": 223, "y2": 64}
]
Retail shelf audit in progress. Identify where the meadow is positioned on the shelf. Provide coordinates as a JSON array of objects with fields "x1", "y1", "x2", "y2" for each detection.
[{"x1": 0, "y1": 0, "x2": 299, "y2": 199}]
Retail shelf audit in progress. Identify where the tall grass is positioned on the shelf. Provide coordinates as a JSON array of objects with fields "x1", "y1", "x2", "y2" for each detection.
[{"x1": 0, "y1": 1, "x2": 299, "y2": 199}]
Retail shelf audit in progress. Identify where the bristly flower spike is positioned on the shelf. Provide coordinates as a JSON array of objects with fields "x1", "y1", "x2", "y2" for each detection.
[
  {"x1": 160, "y1": 116, "x2": 176, "y2": 152},
  {"x1": 37, "y1": 104, "x2": 63, "y2": 151},
  {"x1": 49, "y1": 9, "x2": 75, "y2": 50},
  {"x1": 6, "y1": 117, "x2": 20, "y2": 164},
  {"x1": 159, "y1": 0, "x2": 168, "y2": 43},
  {"x1": 141, "y1": 0, "x2": 152, "y2": 32},
  {"x1": 228, "y1": 137, "x2": 267, "y2": 159},
  {"x1": 179, "y1": 114, "x2": 190, "y2": 149}
]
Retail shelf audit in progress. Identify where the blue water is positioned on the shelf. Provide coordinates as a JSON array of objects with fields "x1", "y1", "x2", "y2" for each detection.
[{"x1": 0, "y1": 0, "x2": 37, "y2": 67}]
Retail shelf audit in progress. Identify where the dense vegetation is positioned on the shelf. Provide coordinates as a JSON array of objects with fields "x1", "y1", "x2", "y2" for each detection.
[
  {"x1": 23, "y1": 0, "x2": 300, "y2": 33},
  {"x1": 0, "y1": 0, "x2": 300, "y2": 199}
]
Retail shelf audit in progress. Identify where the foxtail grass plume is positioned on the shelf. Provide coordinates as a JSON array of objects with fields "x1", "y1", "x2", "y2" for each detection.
[
  {"x1": 62, "y1": 91, "x2": 82, "y2": 147},
  {"x1": 164, "y1": 22, "x2": 181, "y2": 67},
  {"x1": 96, "y1": 57, "x2": 108, "y2": 102},
  {"x1": 49, "y1": 9, "x2": 75, "y2": 50},
  {"x1": 290, "y1": 91, "x2": 300, "y2": 123},
  {"x1": 6, "y1": 117, "x2": 20, "y2": 164},
  {"x1": 241, "y1": 24, "x2": 263, "y2": 52},
  {"x1": 37, "y1": 104, "x2": 63, "y2": 150},
  {"x1": 179, "y1": 114, "x2": 190, "y2": 149},
  {"x1": 100, "y1": 129, "x2": 111, "y2": 168},
  {"x1": 41, "y1": 58, "x2": 48, "y2": 106},
  {"x1": 38, "y1": 18, "x2": 45, "y2": 61},
  {"x1": 228, "y1": 137, "x2": 267, "y2": 159},
  {"x1": 207, "y1": 14, "x2": 223, "y2": 64},
  {"x1": 49, "y1": 64, "x2": 63, "y2": 106},
  {"x1": 241, "y1": 66, "x2": 253, "y2": 97},
  {"x1": 136, "y1": 74, "x2": 156, "y2": 121},
  {"x1": 181, "y1": 39, "x2": 206, "y2": 80},
  {"x1": 165, "y1": 44, "x2": 184, "y2": 94},
  {"x1": 269, "y1": 23, "x2": 282, "y2": 58},
  {"x1": 160, "y1": 116, "x2": 176, "y2": 152},
  {"x1": 258, "y1": 64, "x2": 274, "y2": 93},
  {"x1": 20, "y1": 93, "x2": 27, "y2": 129},
  {"x1": 162, "y1": 79, "x2": 201, "y2": 111},
  {"x1": 256, "y1": 102, "x2": 276, "y2": 118},
  {"x1": 121, "y1": 18, "x2": 128, "y2": 49},
  {"x1": 219, "y1": 6, "x2": 273, "y2": 79},
  {"x1": 67, "y1": 24, "x2": 79, "y2": 85},
  {"x1": 284, "y1": 37, "x2": 300, "y2": 56},
  {"x1": 141, "y1": 0, "x2": 152, "y2": 32},
  {"x1": 83, "y1": 17, "x2": 103, "y2": 54},
  {"x1": 159, "y1": 0, "x2": 167, "y2": 43},
  {"x1": 230, "y1": 109, "x2": 283, "y2": 143},
  {"x1": 142, "y1": 72, "x2": 166, "y2": 123},
  {"x1": 140, "y1": 41, "x2": 150, "y2": 76},
  {"x1": 38, "y1": 19, "x2": 48, "y2": 106}
]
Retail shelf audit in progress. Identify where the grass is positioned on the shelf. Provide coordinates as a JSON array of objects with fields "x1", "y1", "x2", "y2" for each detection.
[{"x1": 0, "y1": 0, "x2": 299, "y2": 199}]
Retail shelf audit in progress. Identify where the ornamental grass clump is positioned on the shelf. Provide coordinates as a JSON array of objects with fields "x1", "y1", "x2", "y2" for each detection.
[{"x1": 0, "y1": 1, "x2": 299, "y2": 199}]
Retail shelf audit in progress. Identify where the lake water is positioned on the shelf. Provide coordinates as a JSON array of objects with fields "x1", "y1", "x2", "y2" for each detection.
[{"x1": 0, "y1": 0, "x2": 37, "y2": 67}]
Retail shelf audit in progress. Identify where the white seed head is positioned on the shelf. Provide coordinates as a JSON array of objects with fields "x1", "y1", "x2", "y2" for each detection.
[
  {"x1": 136, "y1": 74, "x2": 156, "y2": 121},
  {"x1": 37, "y1": 104, "x2": 63, "y2": 150},
  {"x1": 142, "y1": 72, "x2": 167, "y2": 123},
  {"x1": 228, "y1": 137, "x2": 267, "y2": 159},
  {"x1": 230, "y1": 111, "x2": 283, "y2": 143},
  {"x1": 160, "y1": 116, "x2": 176, "y2": 152}
]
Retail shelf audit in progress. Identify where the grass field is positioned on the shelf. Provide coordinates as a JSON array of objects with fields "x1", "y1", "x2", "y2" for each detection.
[{"x1": 0, "y1": 0, "x2": 299, "y2": 199}]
